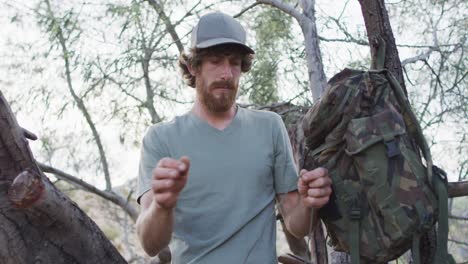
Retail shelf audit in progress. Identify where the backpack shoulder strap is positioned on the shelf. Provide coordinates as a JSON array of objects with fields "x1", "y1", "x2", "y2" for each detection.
[
  {"x1": 371, "y1": 37, "x2": 386, "y2": 70},
  {"x1": 383, "y1": 71, "x2": 433, "y2": 184},
  {"x1": 384, "y1": 70, "x2": 453, "y2": 264}
]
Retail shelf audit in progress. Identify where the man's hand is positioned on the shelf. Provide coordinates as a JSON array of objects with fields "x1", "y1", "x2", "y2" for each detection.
[
  {"x1": 152, "y1": 156, "x2": 190, "y2": 210},
  {"x1": 277, "y1": 167, "x2": 332, "y2": 238},
  {"x1": 137, "y1": 156, "x2": 190, "y2": 256},
  {"x1": 298, "y1": 167, "x2": 332, "y2": 209}
]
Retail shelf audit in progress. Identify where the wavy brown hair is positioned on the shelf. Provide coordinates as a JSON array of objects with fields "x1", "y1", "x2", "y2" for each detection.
[{"x1": 179, "y1": 44, "x2": 254, "y2": 88}]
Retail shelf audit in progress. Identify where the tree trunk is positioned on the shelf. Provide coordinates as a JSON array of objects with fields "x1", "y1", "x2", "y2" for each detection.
[
  {"x1": 358, "y1": 0, "x2": 406, "y2": 92},
  {"x1": 298, "y1": 0, "x2": 328, "y2": 101},
  {"x1": 0, "y1": 90, "x2": 126, "y2": 263}
]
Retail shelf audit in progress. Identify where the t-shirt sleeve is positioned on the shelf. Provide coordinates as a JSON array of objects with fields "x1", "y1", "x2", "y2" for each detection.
[
  {"x1": 272, "y1": 114, "x2": 299, "y2": 194},
  {"x1": 136, "y1": 126, "x2": 169, "y2": 204}
]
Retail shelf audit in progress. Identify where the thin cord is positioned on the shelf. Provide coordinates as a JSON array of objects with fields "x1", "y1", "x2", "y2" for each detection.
[{"x1": 307, "y1": 208, "x2": 314, "y2": 257}]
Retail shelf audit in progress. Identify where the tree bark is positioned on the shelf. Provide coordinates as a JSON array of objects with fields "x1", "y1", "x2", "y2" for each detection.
[
  {"x1": 358, "y1": 0, "x2": 407, "y2": 93},
  {"x1": 448, "y1": 181, "x2": 468, "y2": 198},
  {"x1": 258, "y1": 0, "x2": 327, "y2": 101},
  {"x1": 0, "y1": 90, "x2": 126, "y2": 263},
  {"x1": 37, "y1": 162, "x2": 138, "y2": 221},
  {"x1": 298, "y1": 0, "x2": 328, "y2": 101}
]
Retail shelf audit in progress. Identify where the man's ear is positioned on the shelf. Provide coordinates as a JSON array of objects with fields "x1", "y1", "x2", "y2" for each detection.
[{"x1": 187, "y1": 63, "x2": 196, "y2": 77}]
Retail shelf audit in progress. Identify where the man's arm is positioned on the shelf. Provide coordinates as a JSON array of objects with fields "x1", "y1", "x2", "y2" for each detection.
[
  {"x1": 136, "y1": 192, "x2": 174, "y2": 256},
  {"x1": 135, "y1": 157, "x2": 190, "y2": 256},
  {"x1": 277, "y1": 168, "x2": 332, "y2": 238}
]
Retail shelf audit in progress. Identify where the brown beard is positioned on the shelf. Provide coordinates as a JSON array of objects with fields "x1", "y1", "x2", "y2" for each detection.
[{"x1": 197, "y1": 79, "x2": 238, "y2": 113}]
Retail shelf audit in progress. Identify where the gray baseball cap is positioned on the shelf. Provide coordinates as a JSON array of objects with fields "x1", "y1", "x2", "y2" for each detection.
[{"x1": 190, "y1": 12, "x2": 255, "y2": 54}]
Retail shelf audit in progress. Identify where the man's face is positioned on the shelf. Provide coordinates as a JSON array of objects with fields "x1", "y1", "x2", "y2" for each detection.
[{"x1": 194, "y1": 52, "x2": 242, "y2": 113}]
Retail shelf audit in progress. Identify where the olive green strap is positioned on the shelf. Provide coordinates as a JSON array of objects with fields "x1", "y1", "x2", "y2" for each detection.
[
  {"x1": 384, "y1": 71, "x2": 434, "y2": 186},
  {"x1": 307, "y1": 208, "x2": 315, "y2": 244},
  {"x1": 348, "y1": 197, "x2": 361, "y2": 264},
  {"x1": 432, "y1": 172, "x2": 449, "y2": 264},
  {"x1": 371, "y1": 37, "x2": 386, "y2": 70},
  {"x1": 412, "y1": 201, "x2": 428, "y2": 264},
  {"x1": 412, "y1": 233, "x2": 421, "y2": 264},
  {"x1": 349, "y1": 218, "x2": 360, "y2": 264}
]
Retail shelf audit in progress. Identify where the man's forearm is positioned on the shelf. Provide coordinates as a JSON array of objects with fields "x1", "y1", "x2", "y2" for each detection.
[
  {"x1": 284, "y1": 198, "x2": 319, "y2": 238},
  {"x1": 136, "y1": 201, "x2": 174, "y2": 256}
]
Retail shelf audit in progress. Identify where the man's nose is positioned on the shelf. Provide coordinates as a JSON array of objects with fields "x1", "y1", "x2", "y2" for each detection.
[{"x1": 219, "y1": 62, "x2": 233, "y2": 80}]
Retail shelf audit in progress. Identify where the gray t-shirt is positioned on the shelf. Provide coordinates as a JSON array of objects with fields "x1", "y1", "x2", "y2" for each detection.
[{"x1": 137, "y1": 106, "x2": 298, "y2": 264}]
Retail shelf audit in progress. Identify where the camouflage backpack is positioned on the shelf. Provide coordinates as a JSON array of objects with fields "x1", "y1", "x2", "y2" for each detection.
[{"x1": 301, "y1": 68, "x2": 453, "y2": 264}]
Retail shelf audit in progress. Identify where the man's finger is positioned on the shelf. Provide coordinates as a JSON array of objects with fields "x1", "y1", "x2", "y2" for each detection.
[
  {"x1": 301, "y1": 167, "x2": 328, "y2": 182},
  {"x1": 154, "y1": 192, "x2": 177, "y2": 209},
  {"x1": 297, "y1": 177, "x2": 309, "y2": 195},
  {"x1": 303, "y1": 195, "x2": 330, "y2": 209},
  {"x1": 153, "y1": 179, "x2": 176, "y2": 193},
  {"x1": 307, "y1": 177, "x2": 332, "y2": 188},
  {"x1": 299, "y1": 169, "x2": 307, "y2": 177},
  {"x1": 158, "y1": 157, "x2": 185, "y2": 170},
  {"x1": 153, "y1": 167, "x2": 181, "y2": 180},
  {"x1": 179, "y1": 156, "x2": 190, "y2": 175},
  {"x1": 307, "y1": 187, "x2": 332, "y2": 198}
]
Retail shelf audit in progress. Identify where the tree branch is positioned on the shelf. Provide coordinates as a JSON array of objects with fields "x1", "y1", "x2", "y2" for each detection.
[
  {"x1": 449, "y1": 214, "x2": 468, "y2": 221},
  {"x1": 327, "y1": 14, "x2": 368, "y2": 47},
  {"x1": 22, "y1": 127, "x2": 38, "y2": 140},
  {"x1": 37, "y1": 161, "x2": 138, "y2": 221},
  {"x1": 234, "y1": 2, "x2": 261, "y2": 18},
  {"x1": 318, "y1": 35, "x2": 368, "y2": 46},
  {"x1": 44, "y1": 0, "x2": 113, "y2": 191},
  {"x1": 146, "y1": 0, "x2": 184, "y2": 53},
  {"x1": 261, "y1": 0, "x2": 326, "y2": 101},
  {"x1": 448, "y1": 238, "x2": 468, "y2": 247},
  {"x1": 257, "y1": 0, "x2": 303, "y2": 22},
  {"x1": 141, "y1": 51, "x2": 162, "y2": 124},
  {"x1": 0, "y1": 89, "x2": 126, "y2": 262},
  {"x1": 448, "y1": 180, "x2": 468, "y2": 198}
]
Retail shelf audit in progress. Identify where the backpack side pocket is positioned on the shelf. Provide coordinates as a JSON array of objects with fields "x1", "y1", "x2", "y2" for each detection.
[{"x1": 344, "y1": 108, "x2": 418, "y2": 262}]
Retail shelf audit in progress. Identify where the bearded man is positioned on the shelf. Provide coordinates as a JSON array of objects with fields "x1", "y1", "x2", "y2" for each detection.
[{"x1": 135, "y1": 11, "x2": 332, "y2": 264}]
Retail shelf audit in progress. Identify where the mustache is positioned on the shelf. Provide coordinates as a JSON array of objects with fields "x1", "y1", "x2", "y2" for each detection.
[{"x1": 209, "y1": 80, "x2": 235, "y2": 90}]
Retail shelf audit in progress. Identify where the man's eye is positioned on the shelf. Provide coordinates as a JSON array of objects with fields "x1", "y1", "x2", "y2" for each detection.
[
  {"x1": 209, "y1": 57, "x2": 221, "y2": 64},
  {"x1": 231, "y1": 60, "x2": 241, "y2": 66}
]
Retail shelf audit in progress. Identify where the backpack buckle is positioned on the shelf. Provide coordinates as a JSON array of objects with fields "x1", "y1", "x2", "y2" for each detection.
[
  {"x1": 422, "y1": 212, "x2": 434, "y2": 229},
  {"x1": 349, "y1": 198, "x2": 361, "y2": 220},
  {"x1": 432, "y1": 165, "x2": 448, "y2": 186},
  {"x1": 432, "y1": 165, "x2": 448, "y2": 188},
  {"x1": 384, "y1": 139, "x2": 401, "y2": 158}
]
